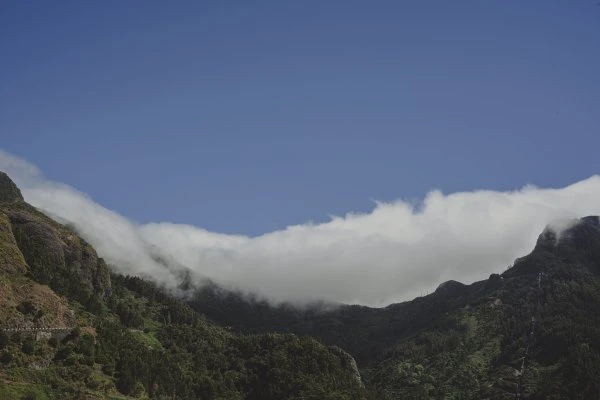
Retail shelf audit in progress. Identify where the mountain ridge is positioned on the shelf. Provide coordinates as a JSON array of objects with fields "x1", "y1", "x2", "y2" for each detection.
[
  {"x1": 0, "y1": 172, "x2": 367, "y2": 400},
  {"x1": 0, "y1": 171, "x2": 24, "y2": 203},
  {"x1": 189, "y1": 215, "x2": 600, "y2": 399},
  {"x1": 2, "y1": 171, "x2": 600, "y2": 399}
]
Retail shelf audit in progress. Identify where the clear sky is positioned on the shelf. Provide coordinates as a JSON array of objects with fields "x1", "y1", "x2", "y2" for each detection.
[{"x1": 2, "y1": 1, "x2": 599, "y2": 236}]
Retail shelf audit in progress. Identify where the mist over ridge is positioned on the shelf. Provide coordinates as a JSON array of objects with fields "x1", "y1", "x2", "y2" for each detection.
[{"x1": 2, "y1": 149, "x2": 600, "y2": 307}]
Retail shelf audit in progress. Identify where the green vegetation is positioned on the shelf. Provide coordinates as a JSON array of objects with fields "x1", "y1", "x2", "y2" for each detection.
[
  {"x1": 0, "y1": 174, "x2": 367, "y2": 399},
  {"x1": 191, "y1": 218, "x2": 600, "y2": 399},
  {"x1": 2, "y1": 172, "x2": 600, "y2": 399}
]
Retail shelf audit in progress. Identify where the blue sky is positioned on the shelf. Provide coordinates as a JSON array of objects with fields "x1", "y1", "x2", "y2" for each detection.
[{"x1": 2, "y1": 1, "x2": 599, "y2": 236}]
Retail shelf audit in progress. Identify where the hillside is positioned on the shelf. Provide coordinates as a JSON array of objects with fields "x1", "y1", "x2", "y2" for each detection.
[
  {"x1": 190, "y1": 217, "x2": 600, "y2": 399},
  {"x1": 3, "y1": 168, "x2": 600, "y2": 399},
  {"x1": 0, "y1": 172, "x2": 367, "y2": 400}
]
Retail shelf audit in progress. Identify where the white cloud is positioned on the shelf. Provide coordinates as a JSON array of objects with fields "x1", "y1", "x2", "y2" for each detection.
[{"x1": 2, "y1": 149, "x2": 600, "y2": 306}]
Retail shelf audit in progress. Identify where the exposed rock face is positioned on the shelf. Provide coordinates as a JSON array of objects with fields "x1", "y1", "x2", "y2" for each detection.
[
  {"x1": 5, "y1": 204, "x2": 112, "y2": 306},
  {"x1": 0, "y1": 171, "x2": 111, "y2": 310},
  {"x1": 536, "y1": 216, "x2": 599, "y2": 248},
  {"x1": 0, "y1": 171, "x2": 368, "y2": 399},
  {"x1": 534, "y1": 216, "x2": 600, "y2": 274},
  {"x1": 0, "y1": 172, "x2": 24, "y2": 203},
  {"x1": 0, "y1": 211, "x2": 28, "y2": 274},
  {"x1": 329, "y1": 345, "x2": 364, "y2": 387}
]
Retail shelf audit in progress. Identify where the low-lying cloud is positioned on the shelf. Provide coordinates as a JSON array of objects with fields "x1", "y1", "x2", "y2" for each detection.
[{"x1": 2, "y1": 149, "x2": 600, "y2": 306}]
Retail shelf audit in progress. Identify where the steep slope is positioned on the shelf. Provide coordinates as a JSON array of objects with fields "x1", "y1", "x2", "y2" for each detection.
[
  {"x1": 4, "y1": 168, "x2": 599, "y2": 399},
  {"x1": 190, "y1": 217, "x2": 600, "y2": 399},
  {"x1": 0, "y1": 172, "x2": 366, "y2": 400}
]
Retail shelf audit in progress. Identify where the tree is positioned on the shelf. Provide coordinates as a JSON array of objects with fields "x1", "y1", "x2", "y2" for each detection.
[
  {"x1": 22, "y1": 337, "x2": 35, "y2": 355},
  {"x1": 1, "y1": 350, "x2": 13, "y2": 364},
  {"x1": 0, "y1": 331, "x2": 8, "y2": 349}
]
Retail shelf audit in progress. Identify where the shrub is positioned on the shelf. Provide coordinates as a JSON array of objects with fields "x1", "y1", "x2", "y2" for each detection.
[
  {"x1": 17, "y1": 300, "x2": 36, "y2": 315},
  {"x1": 0, "y1": 331, "x2": 8, "y2": 349},
  {"x1": 86, "y1": 378, "x2": 100, "y2": 390},
  {"x1": 1, "y1": 349, "x2": 13, "y2": 364},
  {"x1": 22, "y1": 337, "x2": 35, "y2": 355},
  {"x1": 55, "y1": 345, "x2": 73, "y2": 361}
]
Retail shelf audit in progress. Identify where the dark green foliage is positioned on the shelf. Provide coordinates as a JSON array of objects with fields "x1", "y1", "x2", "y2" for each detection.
[
  {"x1": 63, "y1": 327, "x2": 80, "y2": 342},
  {"x1": 54, "y1": 345, "x2": 73, "y2": 361},
  {"x1": 1, "y1": 177, "x2": 366, "y2": 399},
  {"x1": 47, "y1": 337, "x2": 58, "y2": 348},
  {"x1": 190, "y1": 217, "x2": 600, "y2": 399},
  {"x1": 2, "y1": 174, "x2": 600, "y2": 399},
  {"x1": 85, "y1": 377, "x2": 100, "y2": 390},
  {"x1": 21, "y1": 337, "x2": 35, "y2": 355},
  {"x1": 1, "y1": 349, "x2": 13, "y2": 363},
  {"x1": 0, "y1": 331, "x2": 8, "y2": 349},
  {"x1": 111, "y1": 274, "x2": 199, "y2": 326},
  {"x1": 17, "y1": 300, "x2": 37, "y2": 315},
  {"x1": 93, "y1": 278, "x2": 367, "y2": 399}
]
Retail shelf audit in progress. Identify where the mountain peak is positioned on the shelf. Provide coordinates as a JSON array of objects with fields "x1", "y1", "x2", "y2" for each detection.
[
  {"x1": 434, "y1": 279, "x2": 466, "y2": 296},
  {"x1": 536, "y1": 216, "x2": 600, "y2": 247},
  {"x1": 579, "y1": 215, "x2": 600, "y2": 227},
  {"x1": 0, "y1": 171, "x2": 24, "y2": 203},
  {"x1": 529, "y1": 215, "x2": 600, "y2": 274}
]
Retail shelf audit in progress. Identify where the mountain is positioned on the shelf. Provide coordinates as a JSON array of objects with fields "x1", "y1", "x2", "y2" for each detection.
[
  {"x1": 0, "y1": 171, "x2": 366, "y2": 400},
  {"x1": 2, "y1": 169, "x2": 600, "y2": 399},
  {"x1": 189, "y1": 217, "x2": 600, "y2": 399}
]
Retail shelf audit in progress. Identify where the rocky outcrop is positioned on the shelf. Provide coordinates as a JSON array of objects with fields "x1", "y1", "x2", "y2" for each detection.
[
  {"x1": 329, "y1": 345, "x2": 364, "y2": 387},
  {"x1": 534, "y1": 216, "x2": 600, "y2": 273},
  {"x1": 0, "y1": 172, "x2": 24, "y2": 203},
  {"x1": 0, "y1": 211, "x2": 28, "y2": 274},
  {"x1": 0, "y1": 172, "x2": 111, "y2": 311}
]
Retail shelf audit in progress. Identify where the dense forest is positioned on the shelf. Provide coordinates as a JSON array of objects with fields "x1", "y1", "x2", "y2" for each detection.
[
  {"x1": 2, "y1": 171, "x2": 600, "y2": 399},
  {"x1": 0, "y1": 172, "x2": 366, "y2": 400},
  {"x1": 190, "y1": 217, "x2": 600, "y2": 399}
]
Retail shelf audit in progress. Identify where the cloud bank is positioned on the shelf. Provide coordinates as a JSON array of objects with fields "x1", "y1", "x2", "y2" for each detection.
[{"x1": 2, "y1": 149, "x2": 600, "y2": 306}]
